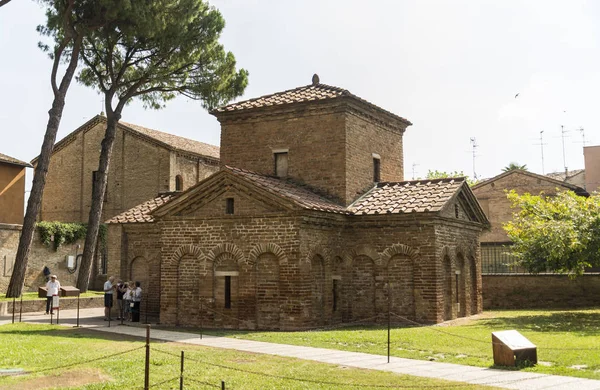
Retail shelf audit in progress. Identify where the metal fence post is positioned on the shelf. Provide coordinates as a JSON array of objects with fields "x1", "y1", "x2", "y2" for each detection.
[
  {"x1": 19, "y1": 294, "x2": 23, "y2": 322},
  {"x1": 179, "y1": 351, "x2": 184, "y2": 390},
  {"x1": 144, "y1": 325, "x2": 150, "y2": 390}
]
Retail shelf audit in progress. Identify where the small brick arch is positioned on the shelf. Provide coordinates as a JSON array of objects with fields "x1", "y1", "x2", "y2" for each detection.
[
  {"x1": 305, "y1": 245, "x2": 331, "y2": 266},
  {"x1": 247, "y1": 243, "x2": 287, "y2": 266},
  {"x1": 169, "y1": 244, "x2": 203, "y2": 267},
  {"x1": 440, "y1": 246, "x2": 454, "y2": 267},
  {"x1": 380, "y1": 244, "x2": 419, "y2": 267},
  {"x1": 343, "y1": 245, "x2": 380, "y2": 266},
  {"x1": 206, "y1": 243, "x2": 245, "y2": 266}
]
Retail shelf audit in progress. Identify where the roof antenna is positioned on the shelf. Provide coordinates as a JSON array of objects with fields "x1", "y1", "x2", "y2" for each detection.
[
  {"x1": 470, "y1": 137, "x2": 478, "y2": 180},
  {"x1": 312, "y1": 74, "x2": 320, "y2": 85}
]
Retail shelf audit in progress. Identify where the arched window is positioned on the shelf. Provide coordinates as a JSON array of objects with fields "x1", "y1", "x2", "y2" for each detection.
[{"x1": 175, "y1": 175, "x2": 183, "y2": 191}]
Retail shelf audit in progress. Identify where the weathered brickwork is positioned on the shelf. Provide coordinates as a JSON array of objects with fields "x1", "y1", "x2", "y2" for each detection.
[
  {"x1": 218, "y1": 104, "x2": 408, "y2": 206},
  {"x1": 483, "y1": 275, "x2": 600, "y2": 309},
  {"x1": 39, "y1": 116, "x2": 219, "y2": 223}
]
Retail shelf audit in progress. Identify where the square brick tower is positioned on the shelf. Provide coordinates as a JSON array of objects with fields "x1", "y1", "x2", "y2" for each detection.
[{"x1": 212, "y1": 74, "x2": 412, "y2": 206}]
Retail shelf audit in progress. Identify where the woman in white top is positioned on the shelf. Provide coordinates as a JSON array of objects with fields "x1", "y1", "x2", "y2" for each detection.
[
  {"x1": 45, "y1": 275, "x2": 61, "y2": 314},
  {"x1": 131, "y1": 281, "x2": 142, "y2": 322}
]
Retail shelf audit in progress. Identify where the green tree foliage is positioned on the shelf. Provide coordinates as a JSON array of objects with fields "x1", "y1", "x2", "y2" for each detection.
[
  {"x1": 504, "y1": 190, "x2": 600, "y2": 277},
  {"x1": 502, "y1": 162, "x2": 528, "y2": 172},
  {"x1": 425, "y1": 170, "x2": 478, "y2": 186},
  {"x1": 60, "y1": 0, "x2": 248, "y2": 291}
]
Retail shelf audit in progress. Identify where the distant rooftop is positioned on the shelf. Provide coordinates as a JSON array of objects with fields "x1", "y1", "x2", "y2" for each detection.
[{"x1": 0, "y1": 152, "x2": 32, "y2": 168}]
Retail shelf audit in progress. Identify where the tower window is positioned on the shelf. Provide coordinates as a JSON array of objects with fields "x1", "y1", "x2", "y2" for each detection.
[
  {"x1": 274, "y1": 152, "x2": 289, "y2": 178},
  {"x1": 373, "y1": 157, "x2": 381, "y2": 182},
  {"x1": 175, "y1": 175, "x2": 183, "y2": 191},
  {"x1": 226, "y1": 198, "x2": 234, "y2": 214}
]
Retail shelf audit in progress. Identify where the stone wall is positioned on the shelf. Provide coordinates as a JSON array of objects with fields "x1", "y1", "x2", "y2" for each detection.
[
  {"x1": 482, "y1": 274, "x2": 600, "y2": 309},
  {"x1": 0, "y1": 224, "x2": 84, "y2": 293},
  {"x1": 0, "y1": 295, "x2": 103, "y2": 315}
]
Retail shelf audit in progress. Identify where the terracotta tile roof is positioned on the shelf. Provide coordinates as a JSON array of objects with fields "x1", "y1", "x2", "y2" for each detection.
[
  {"x1": 349, "y1": 178, "x2": 465, "y2": 215},
  {"x1": 225, "y1": 166, "x2": 349, "y2": 214},
  {"x1": 0, "y1": 152, "x2": 33, "y2": 168},
  {"x1": 106, "y1": 193, "x2": 177, "y2": 224},
  {"x1": 212, "y1": 81, "x2": 412, "y2": 125},
  {"x1": 119, "y1": 121, "x2": 220, "y2": 159}
]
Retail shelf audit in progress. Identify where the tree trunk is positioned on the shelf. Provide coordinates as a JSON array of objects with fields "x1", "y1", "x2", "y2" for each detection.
[
  {"x1": 5, "y1": 35, "x2": 82, "y2": 298},
  {"x1": 77, "y1": 108, "x2": 121, "y2": 292}
]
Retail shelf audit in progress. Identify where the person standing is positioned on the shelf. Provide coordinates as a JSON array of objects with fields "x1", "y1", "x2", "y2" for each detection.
[
  {"x1": 45, "y1": 275, "x2": 60, "y2": 315},
  {"x1": 103, "y1": 276, "x2": 116, "y2": 321},
  {"x1": 131, "y1": 281, "x2": 142, "y2": 323},
  {"x1": 116, "y1": 279, "x2": 125, "y2": 320}
]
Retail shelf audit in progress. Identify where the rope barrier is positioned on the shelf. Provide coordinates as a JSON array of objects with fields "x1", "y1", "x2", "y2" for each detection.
[
  {"x1": 21, "y1": 345, "x2": 146, "y2": 375},
  {"x1": 149, "y1": 346, "x2": 491, "y2": 389},
  {"x1": 185, "y1": 376, "x2": 223, "y2": 388},
  {"x1": 389, "y1": 312, "x2": 599, "y2": 351},
  {"x1": 146, "y1": 376, "x2": 180, "y2": 389}
]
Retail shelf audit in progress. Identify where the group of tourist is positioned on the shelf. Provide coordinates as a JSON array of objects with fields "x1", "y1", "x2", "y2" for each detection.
[{"x1": 103, "y1": 276, "x2": 142, "y2": 322}]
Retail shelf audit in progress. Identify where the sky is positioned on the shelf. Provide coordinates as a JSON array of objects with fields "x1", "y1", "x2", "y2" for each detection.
[{"x1": 1, "y1": 0, "x2": 599, "y2": 194}]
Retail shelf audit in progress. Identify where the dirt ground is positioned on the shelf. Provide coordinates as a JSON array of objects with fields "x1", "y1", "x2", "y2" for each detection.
[{"x1": 0, "y1": 368, "x2": 110, "y2": 390}]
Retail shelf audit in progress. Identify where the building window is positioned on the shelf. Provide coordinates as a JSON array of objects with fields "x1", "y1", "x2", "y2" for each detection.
[
  {"x1": 92, "y1": 171, "x2": 108, "y2": 202},
  {"x1": 454, "y1": 204, "x2": 460, "y2": 218},
  {"x1": 274, "y1": 152, "x2": 289, "y2": 178},
  {"x1": 224, "y1": 276, "x2": 231, "y2": 309},
  {"x1": 175, "y1": 175, "x2": 183, "y2": 191},
  {"x1": 373, "y1": 157, "x2": 381, "y2": 182},
  {"x1": 332, "y1": 279, "x2": 338, "y2": 312},
  {"x1": 226, "y1": 198, "x2": 234, "y2": 214}
]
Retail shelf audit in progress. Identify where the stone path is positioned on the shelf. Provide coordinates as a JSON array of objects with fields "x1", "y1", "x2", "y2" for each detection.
[{"x1": 2, "y1": 308, "x2": 600, "y2": 389}]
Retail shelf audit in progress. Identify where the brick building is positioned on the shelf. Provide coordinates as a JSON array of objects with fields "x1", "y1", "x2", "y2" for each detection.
[
  {"x1": 584, "y1": 144, "x2": 600, "y2": 192},
  {"x1": 0, "y1": 152, "x2": 31, "y2": 225},
  {"x1": 472, "y1": 169, "x2": 588, "y2": 273},
  {"x1": 35, "y1": 114, "x2": 220, "y2": 223},
  {"x1": 107, "y1": 77, "x2": 489, "y2": 329}
]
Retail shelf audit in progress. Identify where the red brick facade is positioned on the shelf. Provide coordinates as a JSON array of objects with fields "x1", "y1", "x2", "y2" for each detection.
[{"x1": 108, "y1": 79, "x2": 488, "y2": 329}]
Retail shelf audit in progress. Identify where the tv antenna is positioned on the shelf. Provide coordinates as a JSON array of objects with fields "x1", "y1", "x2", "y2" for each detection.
[
  {"x1": 535, "y1": 130, "x2": 547, "y2": 174},
  {"x1": 577, "y1": 127, "x2": 586, "y2": 146},
  {"x1": 470, "y1": 137, "x2": 478, "y2": 179},
  {"x1": 560, "y1": 125, "x2": 569, "y2": 173},
  {"x1": 411, "y1": 163, "x2": 419, "y2": 180}
]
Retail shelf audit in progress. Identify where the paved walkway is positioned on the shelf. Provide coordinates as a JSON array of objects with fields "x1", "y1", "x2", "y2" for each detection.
[{"x1": 2, "y1": 307, "x2": 600, "y2": 389}]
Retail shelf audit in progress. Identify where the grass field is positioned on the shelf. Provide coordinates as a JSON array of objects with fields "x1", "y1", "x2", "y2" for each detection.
[
  {"x1": 188, "y1": 309, "x2": 600, "y2": 380},
  {"x1": 0, "y1": 291, "x2": 103, "y2": 302},
  {"x1": 0, "y1": 323, "x2": 500, "y2": 390}
]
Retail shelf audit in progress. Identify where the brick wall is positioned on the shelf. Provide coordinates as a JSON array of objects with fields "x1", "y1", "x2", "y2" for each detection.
[
  {"x1": 41, "y1": 121, "x2": 218, "y2": 223},
  {"x1": 483, "y1": 274, "x2": 600, "y2": 309},
  {"x1": 345, "y1": 112, "x2": 404, "y2": 202},
  {"x1": 218, "y1": 103, "x2": 407, "y2": 206},
  {"x1": 219, "y1": 106, "x2": 348, "y2": 203}
]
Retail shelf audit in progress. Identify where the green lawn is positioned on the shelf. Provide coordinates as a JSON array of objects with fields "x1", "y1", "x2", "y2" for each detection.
[
  {"x1": 0, "y1": 291, "x2": 103, "y2": 302},
  {"x1": 188, "y1": 309, "x2": 600, "y2": 380},
  {"x1": 0, "y1": 323, "x2": 498, "y2": 389}
]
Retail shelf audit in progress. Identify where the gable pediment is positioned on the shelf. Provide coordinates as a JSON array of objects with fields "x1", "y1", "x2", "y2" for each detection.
[
  {"x1": 440, "y1": 183, "x2": 490, "y2": 226},
  {"x1": 153, "y1": 171, "x2": 299, "y2": 219}
]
